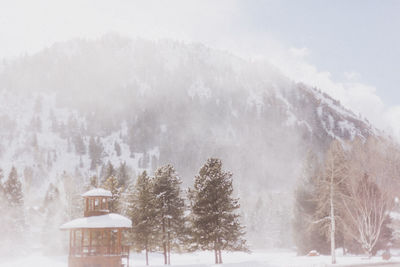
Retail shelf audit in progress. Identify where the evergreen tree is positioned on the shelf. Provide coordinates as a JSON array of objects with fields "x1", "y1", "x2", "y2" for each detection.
[
  {"x1": 73, "y1": 135, "x2": 86, "y2": 155},
  {"x1": 153, "y1": 164, "x2": 186, "y2": 265},
  {"x1": 4, "y1": 166, "x2": 25, "y2": 247},
  {"x1": 79, "y1": 156, "x2": 84, "y2": 168},
  {"x1": 89, "y1": 136, "x2": 103, "y2": 170},
  {"x1": 114, "y1": 141, "x2": 122, "y2": 157},
  {"x1": 4, "y1": 166, "x2": 24, "y2": 208},
  {"x1": 127, "y1": 171, "x2": 158, "y2": 265},
  {"x1": 49, "y1": 109, "x2": 58, "y2": 132},
  {"x1": 188, "y1": 158, "x2": 247, "y2": 264},
  {"x1": 102, "y1": 175, "x2": 121, "y2": 213},
  {"x1": 139, "y1": 152, "x2": 150, "y2": 169},
  {"x1": 31, "y1": 133, "x2": 38, "y2": 149},
  {"x1": 41, "y1": 183, "x2": 65, "y2": 254},
  {"x1": 117, "y1": 162, "x2": 130, "y2": 188},
  {"x1": 101, "y1": 161, "x2": 116, "y2": 183},
  {"x1": 67, "y1": 114, "x2": 79, "y2": 136},
  {"x1": 89, "y1": 175, "x2": 99, "y2": 189}
]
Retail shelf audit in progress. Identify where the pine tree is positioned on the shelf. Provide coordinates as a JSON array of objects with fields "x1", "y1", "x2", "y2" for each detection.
[
  {"x1": 89, "y1": 136, "x2": 103, "y2": 170},
  {"x1": 67, "y1": 114, "x2": 79, "y2": 136},
  {"x1": 117, "y1": 162, "x2": 130, "y2": 188},
  {"x1": 41, "y1": 183, "x2": 65, "y2": 254},
  {"x1": 188, "y1": 158, "x2": 247, "y2": 264},
  {"x1": 31, "y1": 133, "x2": 38, "y2": 149},
  {"x1": 139, "y1": 152, "x2": 150, "y2": 169},
  {"x1": 4, "y1": 166, "x2": 25, "y2": 247},
  {"x1": 102, "y1": 175, "x2": 121, "y2": 213},
  {"x1": 73, "y1": 135, "x2": 86, "y2": 155},
  {"x1": 49, "y1": 109, "x2": 59, "y2": 132},
  {"x1": 114, "y1": 141, "x2": 122, "y2": 157},
  {"x1": 79, "y1": 156, "x2": 84, "y2": 168},
  {"x1": 101, "y1": 161, "x2": 116, "y2": 183},
  {"x1": 89, "y1": 175, "x2": 99, "y2": 189},
  {"x1": 4, "y1": 167, "x2": 24, "y2": 208},
  {"x1": 153, "y1": 164, "x2": 186, "y2": 265},
  {"x1": 127, "y1": 171, "x2": 158, "y2": 265}
]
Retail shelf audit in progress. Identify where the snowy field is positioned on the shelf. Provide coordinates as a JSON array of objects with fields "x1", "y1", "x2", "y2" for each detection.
[{"x1": 1, "y1": 250, "x2": 400, "y2": 267}]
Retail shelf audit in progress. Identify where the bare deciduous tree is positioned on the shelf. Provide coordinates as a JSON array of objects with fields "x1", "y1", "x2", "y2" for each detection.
[
  {"x1": 315, "y1": 140, "x2": 348, "y2": 264},
  {"x1": 342, "y1": 173, "x2": 391, "y2": 257},
  {"x1": 341, "y1": 137, "x2": 396, "y2": 257}
]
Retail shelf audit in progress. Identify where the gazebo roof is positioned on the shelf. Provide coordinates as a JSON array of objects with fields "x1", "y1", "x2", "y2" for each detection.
[
  {"x1": 60, "y1": 213, "x2": 132, "y2": 230},
  {"x1": 82, "y1": 188, "x2": 112, "y2": 197}
]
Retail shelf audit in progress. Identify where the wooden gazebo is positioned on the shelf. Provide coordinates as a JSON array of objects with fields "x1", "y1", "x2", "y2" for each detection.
[{"x1": 61, "y1": 188, "x2": 132, "y2": 267}]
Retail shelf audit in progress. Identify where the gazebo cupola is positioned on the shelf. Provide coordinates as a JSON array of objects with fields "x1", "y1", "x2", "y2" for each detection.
[{"x1": 82, "y1": 188, "x2": 112, "y2": 217}]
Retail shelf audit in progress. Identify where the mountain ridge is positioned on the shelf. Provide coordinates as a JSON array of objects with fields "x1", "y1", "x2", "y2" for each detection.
[{"x1": 0, "y1": 35, "x2": 379, "y2": 248}]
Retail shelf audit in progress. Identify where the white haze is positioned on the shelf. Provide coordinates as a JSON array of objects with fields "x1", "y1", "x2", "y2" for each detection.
[
  {"x1": 0, "y1": 35, "x2": 376, "y2": 255},
  {"x1": 0, "y1": 0, "x2": 397, "y2": 262},
  {"x1": 1, "y1": 0, "x2": 400, "y2": 139}
]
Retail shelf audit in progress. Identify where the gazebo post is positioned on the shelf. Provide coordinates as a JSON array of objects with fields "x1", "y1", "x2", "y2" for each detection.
[
  {"x1": 108, "y1": 229, "x2": 111, "y2": 254},
  {"x1": 102, "y1": 229, "x2": 105, "y2": 255},
  {"x1": 89, "y1": 229, "x2": 92, "y2": 255},
  {"x1": 73, "y1": 229, "x2": 76, "y2": 253},
  {"x1": 81, "y1": 229, "x2": 84, "y2": 256},
  {"x1": 69, "y1": 230, "x2": 72, "y2": 255},
  {"x1": 117, "y1": 229, "x2": 121, "y2": 254}
]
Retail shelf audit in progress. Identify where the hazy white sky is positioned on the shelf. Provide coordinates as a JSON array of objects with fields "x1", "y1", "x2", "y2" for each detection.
[{"x1": 1, "y1": 0, "x2": 400, "y2": 137}]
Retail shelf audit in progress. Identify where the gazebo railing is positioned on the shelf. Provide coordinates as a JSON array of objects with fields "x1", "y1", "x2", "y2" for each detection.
[{"x1": 70, "y1": 245, "x2": 130, "y2": 257}]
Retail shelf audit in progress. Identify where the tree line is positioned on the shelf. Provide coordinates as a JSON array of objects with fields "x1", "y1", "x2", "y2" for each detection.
[
  {"x1": 294, "y1": 137, "x2": 400, "y2": 264},
  {"x1": 93, "y1": 158, "x2": 248, "y2": 265}
]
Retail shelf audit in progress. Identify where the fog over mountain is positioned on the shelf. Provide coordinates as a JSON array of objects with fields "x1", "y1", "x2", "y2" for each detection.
[{"x1": 0, "y1": 34, "x2": 377, "y2": 248}]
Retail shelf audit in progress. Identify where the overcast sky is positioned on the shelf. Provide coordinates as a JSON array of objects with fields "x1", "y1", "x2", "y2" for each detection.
[{"x1": 1, "y1": 0, "x2": 400, "y2": 136}]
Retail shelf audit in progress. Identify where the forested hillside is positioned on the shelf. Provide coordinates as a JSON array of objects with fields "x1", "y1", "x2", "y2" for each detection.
[{"x1": 0, "y1": 34, "x2": 378, "y2": 251}]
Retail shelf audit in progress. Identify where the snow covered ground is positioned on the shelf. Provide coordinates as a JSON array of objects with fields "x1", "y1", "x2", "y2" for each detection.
[{"x1": 1, "y1": 250, "x2": 399, "y2": 267}]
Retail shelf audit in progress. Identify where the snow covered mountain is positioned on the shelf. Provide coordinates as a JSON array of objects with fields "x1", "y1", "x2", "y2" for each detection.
[{"x1": 0, "y1": 34, "x2": 377, "y2": 248}]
